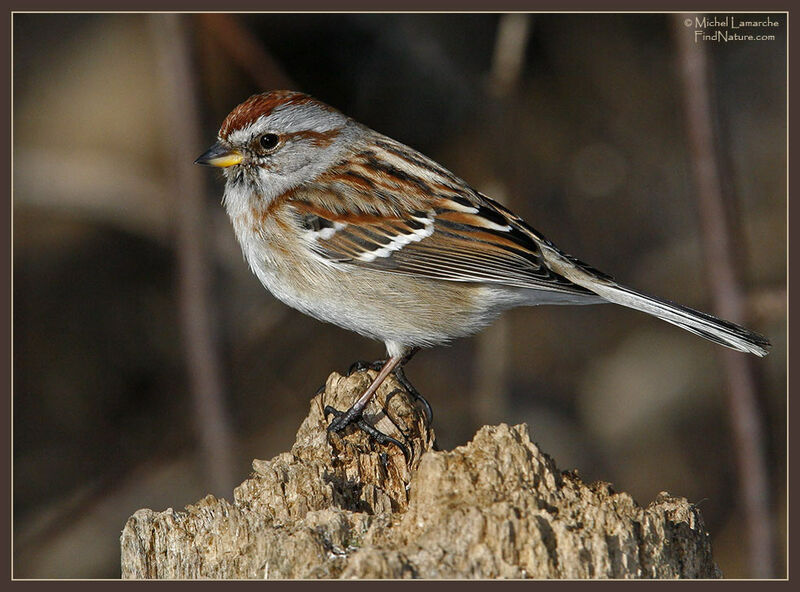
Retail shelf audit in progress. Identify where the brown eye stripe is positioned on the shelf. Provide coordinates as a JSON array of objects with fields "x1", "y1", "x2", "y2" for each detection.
[{"x1": 282, "y1": 129, "x2": 340, "y2": 147}]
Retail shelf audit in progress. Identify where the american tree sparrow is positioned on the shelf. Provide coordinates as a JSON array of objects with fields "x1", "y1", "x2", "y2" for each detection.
[{"x1": 197, "y1": 90, "x2": 770, "y2": 456}]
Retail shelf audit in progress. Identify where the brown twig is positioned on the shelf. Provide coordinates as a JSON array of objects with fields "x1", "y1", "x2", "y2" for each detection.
[
  {"x1": 195, "y1": 14, "x2": 296, "y2": 91},
  {"x1": 149, "y1": 14, "x2": 237, "y2": 497},
  {"x1": 671, "y1": 14, "x2": 775, "y2": 578},
  {"x1": 473, "y1": 14, "x2": 532, "y2": 426},
  {"x1": 489, "y1": 13, "x2": 533, "y2": 98}
]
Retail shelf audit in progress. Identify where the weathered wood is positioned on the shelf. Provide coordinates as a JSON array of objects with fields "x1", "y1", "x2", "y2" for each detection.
[{"x1": 121, "y1": 369, "x2": 721, "y2": 579}]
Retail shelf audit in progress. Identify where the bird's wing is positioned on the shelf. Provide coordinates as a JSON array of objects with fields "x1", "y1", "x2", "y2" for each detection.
[{"x1": 289, "y1": 189, "x2": 601, "y2": 297}]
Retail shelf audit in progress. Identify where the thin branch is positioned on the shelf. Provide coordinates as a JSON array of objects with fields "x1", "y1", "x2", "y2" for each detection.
[
  {"x1": 473, "y1": 14, "x2": 532, "y2": 425},
  {"x1": 489, "y1": 13, "x2": 532, "y2": 98},
  {"x1": 671, "y1": 13, "x2": 775, "y2": 578},
  {"x1": 149, "y1": 14, "x2": 237, "y2": 497},
  {"x1": 195, "y1": 14, "x2": 296, "y2": 91}
]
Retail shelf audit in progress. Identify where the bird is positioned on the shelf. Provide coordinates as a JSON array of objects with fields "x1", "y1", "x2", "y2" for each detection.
[{"x1": 196, "y1": 90, "x2": 770, "y2": 456}]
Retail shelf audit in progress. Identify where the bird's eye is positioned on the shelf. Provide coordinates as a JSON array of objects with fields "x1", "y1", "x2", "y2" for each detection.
[{"x1": 259, "y1": 133, "x2": 280, "y2": 151}]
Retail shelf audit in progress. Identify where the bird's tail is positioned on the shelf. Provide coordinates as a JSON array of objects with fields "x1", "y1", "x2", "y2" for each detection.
[
  {"x1": 585, "y1": 282, "x2": 771, "y2": 357},
  {"x1": 539, "y1": 244, "x2": 771, "y2": 357}
]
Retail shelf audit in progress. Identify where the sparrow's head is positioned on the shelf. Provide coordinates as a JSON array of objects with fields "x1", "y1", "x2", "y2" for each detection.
[{"x1": 195, "y1": 90, "x2": 351, "y2": 208}]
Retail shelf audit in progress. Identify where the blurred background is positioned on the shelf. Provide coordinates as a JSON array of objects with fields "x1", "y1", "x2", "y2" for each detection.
[{"x1": 13, "y1": 13, "x2": 786, "y2": 579}]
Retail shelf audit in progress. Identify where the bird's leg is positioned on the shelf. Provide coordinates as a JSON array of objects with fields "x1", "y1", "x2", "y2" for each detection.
[
  {"x1": 326, "y1": 354, "x2": 409, "y2": 458},
  {"x1": 344, "y1": 348, "x2": 432, "y2": 424},
  {"x1": 328, "y1": 354, "x2": 402, "y2": 427},
  {"x1": 393, "y1": 348, "x2": 433, "y2": 424}
]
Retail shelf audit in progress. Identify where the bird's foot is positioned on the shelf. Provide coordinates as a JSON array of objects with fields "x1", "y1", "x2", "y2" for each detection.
[
  {"x1": 346, "y1": 359, "x2": 386, "y2": 376},
  {"x1": 394, "y1": 367, "x2": 433, "y2": 425},
  {"x1": 324, "y1": 404, "x2": 410, "y2": 461},
  {"x1": 345, "y1": 360, "x2": 433, "y2": 425}
]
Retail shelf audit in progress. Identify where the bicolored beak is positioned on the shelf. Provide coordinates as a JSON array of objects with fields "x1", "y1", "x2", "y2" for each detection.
[{"x1": 194, "y1": 141, "x2": 243, "y2": 167}]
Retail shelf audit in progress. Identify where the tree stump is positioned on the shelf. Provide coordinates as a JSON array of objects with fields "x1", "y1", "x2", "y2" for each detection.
[{"x1": 120, "y1": 368, "x2": 721, "y2": 579}]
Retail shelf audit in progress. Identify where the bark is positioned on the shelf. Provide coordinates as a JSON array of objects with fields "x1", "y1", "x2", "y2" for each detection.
[{"x1": 121, "y1": 369, "x2": 721, "y2": 579}]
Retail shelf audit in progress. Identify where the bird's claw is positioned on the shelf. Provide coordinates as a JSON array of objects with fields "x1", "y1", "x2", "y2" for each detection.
[
  {"x1": 346, "y1": 359, "x2": 386, "y2": 376},
  {"x1": 324, "y1": 405, "x2": 410, "y2": 461},
  {"x1": 393, "y1": 368, "x2": 433, "y2": 424}
]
